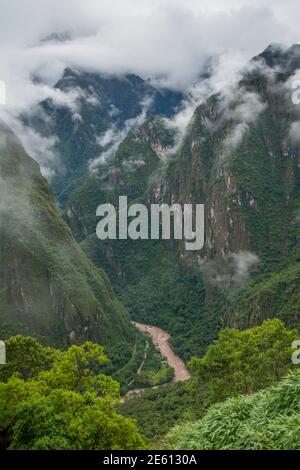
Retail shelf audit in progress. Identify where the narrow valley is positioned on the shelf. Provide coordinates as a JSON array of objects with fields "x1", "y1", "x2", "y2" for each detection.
[{"x1": 133, "y1": 322, "x2": 191, "y2": 383}]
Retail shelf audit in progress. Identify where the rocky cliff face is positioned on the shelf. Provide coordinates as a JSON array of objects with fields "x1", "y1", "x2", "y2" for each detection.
[
  {"x1": 163, "y1": 69, "x2": 299, "y2": 282},
  {"x1": 24, "y1": 69, "x2": 183, "y2": 204},
  {"x1": 21, "y1": 44, "x2": 300, "y2": 357},
  {"x1": 156, "y1": 44, "x2": 300, "y2": 328},
  {"x1": 0, "y1": 121, "x2": 133, "y2": 353}
]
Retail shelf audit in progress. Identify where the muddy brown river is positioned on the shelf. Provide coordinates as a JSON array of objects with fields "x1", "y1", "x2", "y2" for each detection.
[{"x1": 133, "y1": 322, "x2": 191, "y2": 382}]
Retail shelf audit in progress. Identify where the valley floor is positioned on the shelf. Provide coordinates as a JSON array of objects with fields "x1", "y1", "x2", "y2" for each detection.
[{"x1": 133, "y1": 322, "x2": 191, "y2": 382}]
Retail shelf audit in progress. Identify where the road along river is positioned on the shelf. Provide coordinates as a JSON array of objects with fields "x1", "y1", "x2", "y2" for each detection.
[{"x1": 133, "y1": 322, "x2": 191, "y2": 382}]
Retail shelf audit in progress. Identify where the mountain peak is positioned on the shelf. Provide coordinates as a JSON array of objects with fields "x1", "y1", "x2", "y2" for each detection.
[
  {"x1": 253, "y1": 43, "x2": 300, "y2": 72},
  {"x1": 40, "y1": 31, "x2": 72, "y2": 44}
]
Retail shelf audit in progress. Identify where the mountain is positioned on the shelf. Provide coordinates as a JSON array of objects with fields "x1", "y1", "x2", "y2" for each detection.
[
  {"x1": 24, "y1": 68, "x2": 183, "y2": 204},
  {"x1": 3, "y1": 43, "x2": 300, "y2": 449},
  {"x1": 64, "y1": 114, "x2": 221, "y2": 360},
  {"x1": 252, "y1": 43, "x2": 300, "y2": 72},
  {"x1": 40, "y1": 31, "x2": 73, "y2": 44},
  {"x1": 50, "y1": 44, "x2": 300, "y2": 361},
  {"x1": 164, "y1": 43, "x2": 300, "y2": 330},
  {"x1": 0, "y1": 120, "x2": 134, "y2": 358}
]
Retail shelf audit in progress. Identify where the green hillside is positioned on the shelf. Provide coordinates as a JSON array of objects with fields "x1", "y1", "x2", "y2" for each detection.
[
  {"x1": 0, "y1": 121, "x2": 134, "y2": 362},
  {"x1": 62, "y1": 46, "x2": 300, "y2": 361},
  {"x1": 166, "y1": 368, "x2": 300, "y2": 450}
]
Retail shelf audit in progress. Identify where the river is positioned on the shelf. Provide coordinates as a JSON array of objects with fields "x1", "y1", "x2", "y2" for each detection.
[{"x1": 133, "y1": 322, "x2": 191, "y2": 382}]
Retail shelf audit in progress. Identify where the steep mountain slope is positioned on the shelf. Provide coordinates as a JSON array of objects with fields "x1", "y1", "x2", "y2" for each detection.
[
  {"x1": 61, "y1": 44, "x2": 300, "y2": 359},
  {"x1": 166, "y1": 368, "x2": 300, "y2": 450},
  {"x1": 24, "y1": 69, "x2": 183, "y2": 204},
  {"x1": 64, "y1": 115, "x2": 220, "y2": 360},
  {"x1": 0, "y1": 120, "x2": 134, "y2": 356},
  {"x1": 163, "y1": 44, "x2": 300, "y2": 328},
  {"x1": 65, "y1": 116, "x2": 176, "y2": 240}
]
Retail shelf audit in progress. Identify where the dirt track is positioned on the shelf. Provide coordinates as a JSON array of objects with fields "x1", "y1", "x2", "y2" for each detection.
[{"x1": 133, "y1": 322, "x2": 191, "y2": 382}]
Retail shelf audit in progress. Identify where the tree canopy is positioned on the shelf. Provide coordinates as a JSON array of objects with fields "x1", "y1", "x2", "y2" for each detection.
[
  {"x1": 189, "y1": 319, "x2": 298, "y2": 404},
  {"x1": 0, "y1": 336, "x2": 147, "y2": 450}
]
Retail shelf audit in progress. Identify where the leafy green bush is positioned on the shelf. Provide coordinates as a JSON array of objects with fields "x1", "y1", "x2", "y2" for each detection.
[
  {"x1": 189, "y1": 319, "x2": 298, "y2": 404},
  {"x1": 166, "y1": 368, "x2": 300, "y2": 450},
  {"x1": 0, "y1": 337, "x2": 147, "y2": 450},
  {"x1": 118, "y1": 382, "x2": 197, "y2": 440}
]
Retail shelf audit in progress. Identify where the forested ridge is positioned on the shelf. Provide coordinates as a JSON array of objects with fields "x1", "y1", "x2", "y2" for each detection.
[{"x1": 1, "y1": 43, "x2": 300, "y2": 450}]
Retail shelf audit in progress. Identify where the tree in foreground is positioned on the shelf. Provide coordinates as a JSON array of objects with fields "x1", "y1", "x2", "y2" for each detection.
[
  {"x1": 189, "y1": 319, "x2": 298, "y2": 405},
  {"x1": 0, "y1": 338, "x2": 147, "y2": 450}
]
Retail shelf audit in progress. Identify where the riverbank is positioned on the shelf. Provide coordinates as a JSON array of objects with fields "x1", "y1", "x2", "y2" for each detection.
[{"x1": 133, "y1": 322, "x2": 191, "y2": 382}]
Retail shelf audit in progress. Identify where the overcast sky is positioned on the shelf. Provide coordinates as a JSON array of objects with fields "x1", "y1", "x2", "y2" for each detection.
[{"x1": 0, "y1": 0, "x2": 300, "y2": 116}]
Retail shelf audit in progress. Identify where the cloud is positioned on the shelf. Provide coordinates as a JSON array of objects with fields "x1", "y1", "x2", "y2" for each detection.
[
  {"x1": 0, "y1": 129, "x2": 37, "y2": 226},
  {"x1": 229, "y1": 251, "x2": 260, "y2": 285},
  {"x1": 200, "y1": 250, "x2": 259, "y2": 287},
  {"x1": 0, "y1": 0, "x2": 299, "y2": 120},
  {"x1": 89, "y1": 96, "x2": 152, "y2": 171},
  {"x1": 221, "y1": 91, "x2": 267, "y2": 157},
  {"x1": 289, "y1": 121, "x2": 300, "y2": 144},
  {"x1": 122, "y1": 159, "x2": 146, "y2": 173},
  {"x1": 9, "y1": 119, "x2": 59, "y2": 179},
  {"x1": 280, "y1": 69, "x2": 300, "y2": 144},
  {"x1": 0, "y1": 0, "x2": 298, "y2": 179},
  {"x1": 0, "y1": 175, "x2": 34, "y2": 225},
  {"x1": 159, "y1": 50, "x2": 249, "y2": 159}
]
